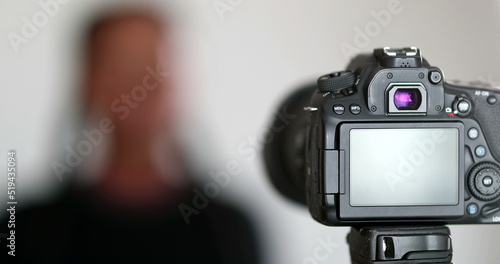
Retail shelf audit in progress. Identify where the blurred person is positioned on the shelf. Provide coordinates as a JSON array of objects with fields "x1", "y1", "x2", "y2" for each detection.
[{"x1": 1, "y1": 8, "x2": 260, "y2": 264}]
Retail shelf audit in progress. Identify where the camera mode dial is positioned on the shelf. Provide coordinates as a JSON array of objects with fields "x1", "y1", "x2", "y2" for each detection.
[
  {"x1": 317, "y1": 71, "x2": 355, "y2": 95},
  {"x1": 468, "y1": 162, "x2": 500, "y2": 201}
]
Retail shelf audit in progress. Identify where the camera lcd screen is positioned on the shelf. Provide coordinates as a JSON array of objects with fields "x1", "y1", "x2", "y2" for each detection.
[{"x1": 349, "y1": 128, "x2": 459, "y2": 206}]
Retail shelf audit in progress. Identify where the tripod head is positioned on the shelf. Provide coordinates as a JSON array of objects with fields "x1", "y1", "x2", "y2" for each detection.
[{"x1": 348, "y1": 226, "x2": 452, "y2": 264}]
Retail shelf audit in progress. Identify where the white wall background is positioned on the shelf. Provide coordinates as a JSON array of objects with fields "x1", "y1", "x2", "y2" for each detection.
[{"x1": 1, "y1": 0, "x2": 500, "y2": 263}]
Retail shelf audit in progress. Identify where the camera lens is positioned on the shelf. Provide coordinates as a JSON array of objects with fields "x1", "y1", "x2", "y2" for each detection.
[{"x1": 393, "y1": 89, "x2": 422, "y2": 110}]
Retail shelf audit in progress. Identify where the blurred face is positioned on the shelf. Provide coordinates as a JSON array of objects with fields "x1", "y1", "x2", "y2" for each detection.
[{"x1": 86, "y1": 16, "x2": 173, "y2": 138}]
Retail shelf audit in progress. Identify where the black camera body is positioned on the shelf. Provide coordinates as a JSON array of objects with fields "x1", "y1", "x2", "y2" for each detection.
[{"x1": 265, "y1": 47, "x2": 500, "y2": 226}]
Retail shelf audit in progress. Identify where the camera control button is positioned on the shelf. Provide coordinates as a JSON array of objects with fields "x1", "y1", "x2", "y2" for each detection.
[
  {"x1": 475, "y1": 146, "x2": 486, "y2": 158},
  {"x1": 429, "y1": 71, "x2": 442, "y2": 84},
  {"x1": 458, "y1": 100, "x2": 471, "y2": 113},
  {"x1": 482, "y1": 205, "x2": 500, "y2": 218},
  {"x1": 349, "y1": 104, "x2": 361, "y2": 115},
  {"x1": 487, "y1": 95, "x2": 497, "y2": 105},
  {"x1": 453, "y1": 97, "x2": 472, "y2": 117},
  {"x1": 468, "y1": 128, "x2": 479, "y2": 140},
  {"x1": 467, "y1": 203, "x2": 478, "y2": 215},
  {"x1": 483, "y1": 176, "x2": 494, "y2": 187},
  {"x1": 475, "y1": 168, "x2": 500, "y2": 195},
  {"x1": 333, "y1": 104, "x2": 345, "y2": 115},
  {"x1": 468, "y1": 162, "x2": 500, "y2": 201}
]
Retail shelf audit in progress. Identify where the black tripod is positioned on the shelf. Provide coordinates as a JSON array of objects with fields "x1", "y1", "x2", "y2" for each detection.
[{"x1": 347, "y1": 225, "x2": 453, "y2": 264}]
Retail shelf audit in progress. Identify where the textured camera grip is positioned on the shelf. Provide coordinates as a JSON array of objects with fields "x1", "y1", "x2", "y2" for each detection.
[{"x1": 473, "y1": 96, "x2": 500, "y2": 161}]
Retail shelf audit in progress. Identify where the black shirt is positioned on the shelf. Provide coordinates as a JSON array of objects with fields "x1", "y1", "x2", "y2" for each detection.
[{"x1": 0, "y1": 186, "x2": 260, "y2": 263}]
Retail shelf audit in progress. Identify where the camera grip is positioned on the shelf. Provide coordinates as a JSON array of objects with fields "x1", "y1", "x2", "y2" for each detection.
[{"x1": 473, "y1": 95, "x2": 500, "y2": 161}]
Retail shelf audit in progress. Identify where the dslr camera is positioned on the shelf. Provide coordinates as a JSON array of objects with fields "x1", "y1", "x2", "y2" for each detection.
[{"x1": 265, "y1": 47, "x2": 500, "y2": 226}]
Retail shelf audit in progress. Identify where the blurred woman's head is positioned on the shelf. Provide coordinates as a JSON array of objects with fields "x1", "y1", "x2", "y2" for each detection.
[{"x1": 83, "y1": 11, "x2": 176, "y2": 142}]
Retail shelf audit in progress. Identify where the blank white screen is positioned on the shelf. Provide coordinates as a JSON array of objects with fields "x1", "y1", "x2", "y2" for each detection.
[{"x1": 349, "y1": 128, "x2": 459, "y2": 206}]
